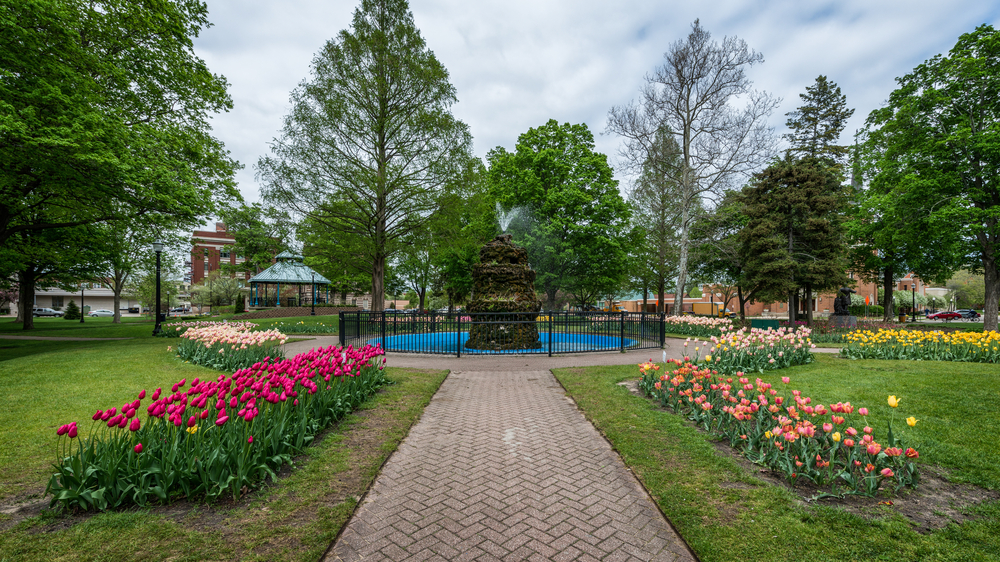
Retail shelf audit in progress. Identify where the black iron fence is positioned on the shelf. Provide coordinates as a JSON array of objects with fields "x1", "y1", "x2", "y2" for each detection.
[{"x1": 338, "y1": 310, "x2": 666, "y2": 356}]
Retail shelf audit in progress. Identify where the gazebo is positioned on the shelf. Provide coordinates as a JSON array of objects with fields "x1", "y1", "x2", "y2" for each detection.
[{"x1": 248, "y1": 251, "x2": 332, "y2": 308}]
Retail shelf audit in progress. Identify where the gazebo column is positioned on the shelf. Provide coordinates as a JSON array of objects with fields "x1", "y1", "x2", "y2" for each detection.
[{"x1": 277, "y1": 282, "x2": 281, "y2": 307}]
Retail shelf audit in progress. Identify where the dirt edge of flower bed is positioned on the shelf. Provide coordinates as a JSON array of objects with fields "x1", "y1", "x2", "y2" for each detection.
[{"x1": 618, "y1": 379, "x2": 1000, "y2": 534}]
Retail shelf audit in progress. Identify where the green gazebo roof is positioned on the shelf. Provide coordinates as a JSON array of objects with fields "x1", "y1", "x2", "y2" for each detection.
[{"x1": 249, "y1": 252, "x2": 330, "y2": 285}]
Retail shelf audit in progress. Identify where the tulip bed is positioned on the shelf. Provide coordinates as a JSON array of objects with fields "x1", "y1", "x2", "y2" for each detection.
[
  {"x1": 663, "y1": 315, "x2": 734, "y2": 338},
  {"x1": 841, "y1": 328, "x2": 1000, "y2": 362},
  {"x1": 175, "y1": 321, "x2": 288, "y2": 371},
  {"x1": 692, "y1": 325, "x2": 815, "y2": 373},
  {"x1": 46, "y1": 344, "x2": 387, "y2": 512},
  {"x1": 639, "y1": 358, "x2": 920, "y2": 496}
]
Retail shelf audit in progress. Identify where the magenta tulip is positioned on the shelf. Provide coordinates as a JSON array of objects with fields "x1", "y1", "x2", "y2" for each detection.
[
  {"x1": 215, "y1": 416, "x2": 229, "y2": 426},
  {"x1": 92, "y1": 410, "x2": 103, "y2": 421},
  {"x1": 248, "y1": 436, "x2": 253, "y2": 444},
  {"x1": 134, "y1": 443, "x2": 143, "y2": 453},
  {"x1": 56, "y1": 424, "x2": 68, "y2": 436},
  {"x1": 68, "y1": 425, "x2": 78, "y2": 438},
  {"x1": 138, "y1": 389, "x2": 146, "y2": 399},
  {"x1": 129, "y1": 418, "x2": 140, "y2": 432},
  {"x1": 187, "y1": 415, "x2": 196, "y2": 428}
]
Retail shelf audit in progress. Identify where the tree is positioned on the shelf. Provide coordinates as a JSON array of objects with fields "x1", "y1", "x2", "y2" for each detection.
[
  {"x1": 784, "y1": 76, "x2": 855, "y2": 165},
  {"x1": 62, "y1": 299, "x2": 80, "y2": 320},
  {"x1": 218, "y1": 204, "x2": 293, "y2": 276},
  {"x1": 607, "y1": 20, "x2": 779, "y2": 316},
  {"x1": 947, "y1": 270, "x2": 986, "y2": 309},
  {"x1": 739, "y1": 157, "x2": 849, "y2": 324},
  {"x1": 259, "y1": 0, "x2": 472, "y2": 311},
  {"x1": 486, "y1": 120, "x2": 632, "y2": 311},
  {"x1": 859, "y1": 25, "x2": 1000, "y2": 330},
  {"x1": 0, "y1": 0, "x2": 240, "y2": 251}
]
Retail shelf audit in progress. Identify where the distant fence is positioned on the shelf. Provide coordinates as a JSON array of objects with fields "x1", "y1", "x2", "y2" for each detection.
[
  {"x1": 237, "y1": 306, "x2": 359, "y2": 320},
  {"x1": 338, "y1": 310, "x2": 667, "y2": 356}
]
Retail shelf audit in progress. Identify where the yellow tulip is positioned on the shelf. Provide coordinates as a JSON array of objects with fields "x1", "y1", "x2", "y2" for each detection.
[
  {"x1": 906, "y1": 417, "x2": 918, "y2": 427},
  {"x1": 888, "y1": 395, "x2": 900, "y2": 408},
  {"x1": 704, "y1": 355, "x2": 712, "y2": 362},
  {"x1": 832, "y1": 432, "x2": 841, "y2": 442}
]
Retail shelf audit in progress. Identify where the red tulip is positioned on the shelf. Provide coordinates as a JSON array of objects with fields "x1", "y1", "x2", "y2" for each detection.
[
  {"x1": 134, "y1": 443, "x2": 143, "y2": 453},
  {"x1": 200, "y1": 410, "x2": 209, "y2": 420},
  {"x1": 905, "y1": 448, "x2": 919, "y2": 459}
]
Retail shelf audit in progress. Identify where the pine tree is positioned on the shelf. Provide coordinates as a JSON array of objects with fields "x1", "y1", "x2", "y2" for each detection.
[
  {"x1": 784, "y1": 76, "x2": 854, "y2": 165},
  {"x1": 63, "y1": 299, "x2": 81, "y2": 320}
]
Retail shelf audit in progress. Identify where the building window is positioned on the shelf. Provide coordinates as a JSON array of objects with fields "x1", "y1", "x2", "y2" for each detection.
[
  {"x1": 52, "y1": 296, "x2": 63, "y2": 309},
  {"x1": 903, "y1": 284, "x2": 907, "y2": 291},
  {"x1": 221, "y1": 250, "x2": 230, "y2": 258}
]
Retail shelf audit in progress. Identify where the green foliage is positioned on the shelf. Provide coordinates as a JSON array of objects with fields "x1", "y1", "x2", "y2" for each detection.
[
  {"x1": 783, "y1": 75, "x2": 854, "y2": 165},
  {"x1": 259, "y1": 0, "x2": 472, "y2": 311},
  {"x1": 947, "y1": 270, "x2": 986, "y2": 309},
  {"x1": 739, "y1": 157, "x2": 849, "y2": 309},
  {"x1": 0, "y1": 0, "x2": 240, "y2": 249},
  {"x1": 487, "y1": 120, "x2": 632, "y2": 310},
  {"x1": 218, "y1": 204, "x2": 293, "y2": 276},
  {"x1": 859, "y1": 24, "x2": 1000, "y2": 330},
  {"x1": 62, "y1": 300, "x2": 80, "y2": 320}
]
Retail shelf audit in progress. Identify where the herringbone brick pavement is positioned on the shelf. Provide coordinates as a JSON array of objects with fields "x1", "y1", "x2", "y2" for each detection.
[{"x1": 324, "y1": 370, "x2": 696, "y2": 561}]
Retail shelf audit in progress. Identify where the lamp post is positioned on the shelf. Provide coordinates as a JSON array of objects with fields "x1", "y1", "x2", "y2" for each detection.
[
  {"x1": 912, "y1": 285, "x2": 916, "y2": 322},
  {"x1": 80, "y1": 284, "x2": 85, "y2": 323},
  {"x1": 152, "y1": 241, "x2": 163, "y2": 336},
  {"x1": 311, "y1": 272, "x2": 316, "y2": 316}
]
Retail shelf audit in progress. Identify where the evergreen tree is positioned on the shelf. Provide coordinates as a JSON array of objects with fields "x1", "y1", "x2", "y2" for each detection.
[
  {"x1": 63, "y1": 300, "x2": 80, "y2": 320},
  {"x1": 739, "y1": 157, "x2": 850, "y2": 324},
  {"x1": 784, "y1": 76, "x2": 854, "y2": 165}
]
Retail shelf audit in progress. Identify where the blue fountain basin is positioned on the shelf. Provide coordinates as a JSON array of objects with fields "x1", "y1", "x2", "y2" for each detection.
[{"x1": 367, "y1": 331, "x2": 636, "y2": 354}]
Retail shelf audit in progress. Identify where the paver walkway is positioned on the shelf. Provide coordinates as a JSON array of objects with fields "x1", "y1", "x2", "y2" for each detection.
[{"x1": 323, "y1": 364, "x2": 696, "y2": 562}]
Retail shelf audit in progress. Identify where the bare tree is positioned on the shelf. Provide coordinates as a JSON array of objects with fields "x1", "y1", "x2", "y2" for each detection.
[{"x1": 608, "y1": 20, "x2": 779, "y2": 315}]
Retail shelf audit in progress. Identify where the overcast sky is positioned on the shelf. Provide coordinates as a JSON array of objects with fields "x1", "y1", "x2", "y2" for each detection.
[{"x1": 191, "y1": 0, "x2": 1000, "y2": 207}]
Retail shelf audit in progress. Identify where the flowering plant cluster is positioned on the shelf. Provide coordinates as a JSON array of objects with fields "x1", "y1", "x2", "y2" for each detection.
[
  {"x1": 176, "y1": 322, "x2": 288, "y2": 371},
  {"x1": 47, "y1": 344, "x2": 387, "y2": 511},
  {"x1": 788, "y1": 319, "x2": 906, "y2": 343},
  {"x1": 638, "y1": 360, "x2": 920, "y2": 496},
  {"x1": 261, "y1": 320, "x2": 337, "y2": 334},
  {"x1": 841, "y1": 328, "x2": 1000, "y2": 363},
  {"x1": 662, "y1": 315, "x2": 734, "y2": 338},
  {"x1": 692, "y1": 326, "x2": 815, "y2": 373}
]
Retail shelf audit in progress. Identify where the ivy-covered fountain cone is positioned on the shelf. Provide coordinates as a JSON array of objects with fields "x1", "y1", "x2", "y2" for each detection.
[{"x1": 465, "y1": 234, "x2": 543, "y2": 350}]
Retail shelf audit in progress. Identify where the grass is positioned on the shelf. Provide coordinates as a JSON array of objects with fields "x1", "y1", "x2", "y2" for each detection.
[
  {"x1": 248, "y1": 316, "x2": 340, "y2": 335},
  {"x1": 553, "y1": 354, "x2": 1000, "y2": 562},
  {"x1": 0, "y1": 315, "x2": 448, "y2": 561}
]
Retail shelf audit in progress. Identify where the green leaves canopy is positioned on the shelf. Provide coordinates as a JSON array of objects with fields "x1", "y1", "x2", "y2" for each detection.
[
  {"x1": 486, "y1": 120, "x2": 632, "y2": 310},
  {"x1": 859, "y1": 24, "x2": 1000, "y2": 329}
]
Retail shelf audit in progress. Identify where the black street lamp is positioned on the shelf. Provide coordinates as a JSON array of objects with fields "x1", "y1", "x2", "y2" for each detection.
[
  {"x1": 912, "y1": 284, "x2": 916, "y2": 322},
  {"x1": 152, "y1": 241, "x2": 164, "y2": 335},
  {"x1": 311, "y1": 272, "x2": 316, "y2": 316},
  {"x1": 80, "y1": 284, "x2": 85, "y2": 324}
]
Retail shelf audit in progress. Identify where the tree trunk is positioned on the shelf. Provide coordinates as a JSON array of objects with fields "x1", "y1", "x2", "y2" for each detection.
[
  {"x1": 805, "y1": 285, "x2": 813, "y2": 326},
  {"x1": 737, "y1": 285, "x2": 746, "y2": 319},
  {"x1": 17, "y1": 269, "x2": 35, "y2": 330},
  {"x1": 657, "y1": 277, "x2": 665, "y2": 314},
  {"x1": 371, "y1": 252, "x2": 385, "y2": 312},
  {"x1": 788, "y1": 291, "x2": 798, "y2": 324},
  {"x1": 983, "y1": 253, "x2": 999, "y2": 332},
  {"x1": 673, "y1": 203, "x2": 690, "y2": 316},
  {"x1": 882, "y1": 266, "x2": 895, "y2": 322},
  {"x1": 642, "y1": 286, "x2": 648, "y2": 312},
  {"x1": 546, "y1": 288, "x2": 558, "y2": 312}
]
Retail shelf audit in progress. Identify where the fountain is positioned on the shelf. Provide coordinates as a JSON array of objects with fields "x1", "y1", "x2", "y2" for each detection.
[{"x1": 464, "y1": 234, "x2": 543, "y2": 350}]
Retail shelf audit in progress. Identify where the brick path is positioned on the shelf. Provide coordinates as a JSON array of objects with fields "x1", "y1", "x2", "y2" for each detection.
[{"x1": 323, "y1": 368, "x2": 696, "y2": 561}]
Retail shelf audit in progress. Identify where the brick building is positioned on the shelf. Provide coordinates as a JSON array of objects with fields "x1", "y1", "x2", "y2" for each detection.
[{"x1": 189, "y1": 223, "x2": 248, "y2": 284}]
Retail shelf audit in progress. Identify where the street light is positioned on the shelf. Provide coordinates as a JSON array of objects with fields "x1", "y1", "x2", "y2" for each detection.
[
  {"x1": 152, "y1": 241, "x2": 163, "y2": 336},
  {"x1": 912, "y1": 285, "x2": 916, "y2": 322},
  {"x1": 311, "y1": 272, "x2": 316, "y2": 316}
]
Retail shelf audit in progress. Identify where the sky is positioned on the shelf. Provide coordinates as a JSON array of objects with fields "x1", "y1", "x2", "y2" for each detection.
[{"x1": 190, "y1": 0, "x2": 1000, "y2": 208}]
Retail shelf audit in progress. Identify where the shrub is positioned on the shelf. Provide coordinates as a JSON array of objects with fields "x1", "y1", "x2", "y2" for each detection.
[
  {"x1": 175, "y1": 322, "x2": 287, "y2": 371},
  {"x1": 47, "y1": 344, "x2": 387, "y2": 511},
  {"x1": 841, "y1": 328, "x2": 1000, "y2": 362},
  {"x1": 63, "y1": 300, "x2": 81, "y2": 320}
]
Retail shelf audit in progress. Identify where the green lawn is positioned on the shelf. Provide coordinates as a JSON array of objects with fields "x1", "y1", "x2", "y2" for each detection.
[
  {"x1": 0, "y1": 320, "x2": 447, "y2": 561},
  {"x1": 553, "y1": 354, "x2": 1000, "y2": 561}
]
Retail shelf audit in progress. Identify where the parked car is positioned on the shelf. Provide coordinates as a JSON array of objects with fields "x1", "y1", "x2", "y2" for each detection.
[
  {"x1": 88, "y1": 309, "x2": 115, "y2": 317},
  {"x1": 32, "y1": 307, "x2": 63, "y2": 317},
  {"x1": 927, "y1": 311, "x2": 961, "y2": 321},
  {"x1": 955, "y1": 309, "x2": 981, "y2": 320}
]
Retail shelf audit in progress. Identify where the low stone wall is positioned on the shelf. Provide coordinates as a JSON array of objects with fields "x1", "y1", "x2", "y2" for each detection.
[{"x1": 235, "y1": 307, "x2": 359, "y2": 320}]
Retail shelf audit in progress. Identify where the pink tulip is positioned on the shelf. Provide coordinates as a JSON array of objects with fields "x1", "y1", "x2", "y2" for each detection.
[
  {"x1": 248, "y1": 436, "x2": 254, "y2": 444},
  {"x1": 68, "y1": 425, "x2": 78, "y2": 438},
  {"x1": 215, "y1": 416, "x2": 229, "y2": 426},
  {"x1": 844, "y1": 438, "x2": 855, "y2": 448},
  {"x1": 846, "y1": 427, "x2": 858, "y2": 437},
  {"x1": 229, "y1": 396, "x2": 237, "y2": 409},
  {"x1": 118, "y1": 417, "x2": 128, "y2": 429},
  {"x1": 822, "y1": 423, "x2": 833, "y2": 433},
  {"x1": 134, "y1": 443, "x2": 143, "y2": 453},
  {"x1": 138, "y1": 390, "x2": 146, "y2": 399},
  {"x1": 863, "y1": 426, "x2": 873, "y2": 434},
  {"x1": 187, "y1": 415, "x2": 197, "y2": 428},
  {"x1": 781, "y1": 377, "x2": 790, "y2": 384},
  {"x1": 867, "y1": 443, "x2": 882, "y2": 455},
  {"x1": 92, "y1": 410, "x2": 103, "y2": 421},
  {"x1": 880, "y1": 468, "x2": 894, "y2": 478},
  {"x1": 859, "y1": 407, "x2": 869, "y2": 416},
  {"x1": 129, "y1": 419, "x2": 140, "y2": 432}
]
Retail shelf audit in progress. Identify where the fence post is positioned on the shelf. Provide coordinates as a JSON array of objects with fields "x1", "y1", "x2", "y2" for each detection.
[
  {"x1": 620, "y1": 311, "x2": 626, "y2": 353},
  {"x1": 338, "y1": 311, "x2": 344, "y2": 347},
  {"x1": 457, "y1": 313, "x2": 462, "y2": 358},
  {"x1": 380, "y1": 310, "x2": 386, "y2": 352},
  {"x1": 548, "y1": 311, "x2": 553, "y2": 357},
  {"x1": 659, "y1": 313, "x2": 665, "y2": 348}
]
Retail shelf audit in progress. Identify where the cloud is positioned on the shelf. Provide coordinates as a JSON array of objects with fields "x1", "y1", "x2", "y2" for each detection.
[{"x1": 192, "y1": 0, "x2": 1000, "y2": 205}]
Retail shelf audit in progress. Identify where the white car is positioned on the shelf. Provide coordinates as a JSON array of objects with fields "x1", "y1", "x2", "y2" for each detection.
[
  {"x1": 88, "y1": 309, "x2": 115, "y2": 317},
  {"x1": 32, "y1": 307, "x2": 64, "y2": 317}
]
